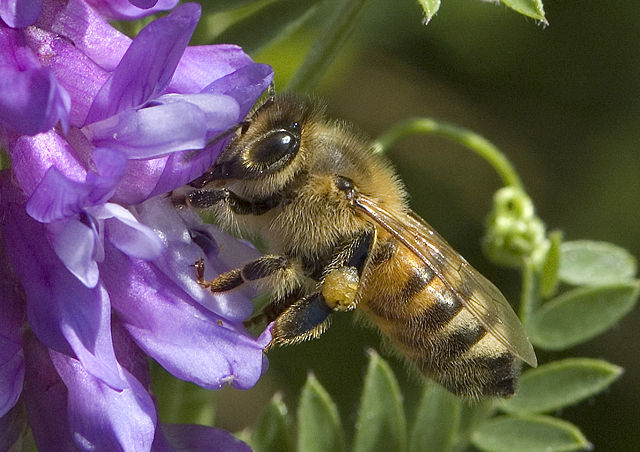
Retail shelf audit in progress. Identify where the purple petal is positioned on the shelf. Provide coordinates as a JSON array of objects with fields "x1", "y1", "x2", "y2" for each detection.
[
  {"x1": 0, "y1": 65, "x2": 70, "y2": 135},
  {"x1": 86, "y1": 100, "x2": 209, "y2": 158},
  {"x1": 156, "y1": 92, "x2": 241, "y2": 141},
  {"x1": 111, "y1": 318, "x2": 152, "y2": 389},
  {"x1": 203, "y1": 63, "x2": 274, "y2": 117},
  {"x1": 6, "y1": 129, "x2": 87, "y2": 197},
  {"x1": 0, "y1": 27, "x2": 36, "y2": 67},
  {"x1": 145, "y1": 143, "x2": 224, "y2": 200},
  {"x1": 93, "y1": 203, "x2": 163, "y2": 260},
  {"x1": 0, "y1": 339, "x2": 23, "y2": 418},
  {"x1": 26, "y1": 167, "x2": 90, "y2": 222},
  {"x1": 134, "y1": 197, "x2": 260, "y2": 321},
  {"x1": 0, "y1": 0, "x2": 42, "y2": 28},
  {"x1": 129, "y1": 0, "x2": 158, "y2": 8},
  {"x1": 84, "y1": 2, "x2": 201, "y2": 124},
  {"x1": 87, "y1": 147, "x2": 127, "y2": 197},
  {"x1": 86, "y1": 93, "x2": 241, "y2": 160},
  {"x1": 161, "y1": 424, "x2": 251, "y2": 452},
  {"x1": 101, "y1": 243, "x2": 271, "y2": 390},
  {"x1": 111, "y1": 156, "x2": 170, "y2": 205},
  {"x1": 37, "y1": 0, "x2": 131, "y2": 72},
  {"x1": 108, "y1": 135, "x2": 226, "y2": 205},
  {"x1": 46, "y1": 218, "x2": 100, "y2": 288},
  {"x1": 0, "y1": 229, "x2": 26, "y2": 418},
  {"x1": 0, "y1": 28, "x2": 70, "y2": 135},
  {"x1": 85, "y1": 0, "x2": 178, "y2": 21},
  {"x1": 22, "y1": 25, "x2": 109, "y2": 127},
  {"x1": 51, "y1": 350, "x2": 156, "y2": 452},
  {"x1": 1, "y1": 179, "x2": 125, "y2": 390},
  {"x1": 169, "y1": 44, "x2": 256, "y2": 94},
  {"x1": 25, "y1": 147, "x2": 125, "y2": 223},
  {"x1": 22, "y1": 331, "x2": 77, "y2": 452}
]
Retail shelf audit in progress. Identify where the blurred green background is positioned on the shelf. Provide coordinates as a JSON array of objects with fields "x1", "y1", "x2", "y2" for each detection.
[{"x1": 200, "y1": 0, "x2": 639, "y2": 450}]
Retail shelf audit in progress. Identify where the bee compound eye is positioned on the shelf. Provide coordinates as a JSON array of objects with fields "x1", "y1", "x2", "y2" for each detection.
[{"x1": 251, "y1": 130, "x2": 300, "y2": 167}]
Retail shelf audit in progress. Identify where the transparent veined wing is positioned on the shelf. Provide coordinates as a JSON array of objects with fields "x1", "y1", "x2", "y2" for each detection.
[{"x1": 354, "y1": 193, "x2": 537, "y2": 367}]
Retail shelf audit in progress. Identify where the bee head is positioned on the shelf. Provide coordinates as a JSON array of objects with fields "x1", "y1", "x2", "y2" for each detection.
[{"x1": 203, "y1": 94, "x2": 318, "y2": 191}]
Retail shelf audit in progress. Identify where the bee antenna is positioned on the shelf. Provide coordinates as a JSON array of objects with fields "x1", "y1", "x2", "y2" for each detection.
[
  {"x1": 203, "y1": 122, "x2": 243, "y2": 148},
  {"x1": 267, "y1": 82, "x2": 276, "y2": 101}
]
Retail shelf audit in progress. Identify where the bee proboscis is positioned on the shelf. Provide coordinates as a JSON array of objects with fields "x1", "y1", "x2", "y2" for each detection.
[{"x1": 185, "y1": 93, "x2": 537, "y2": 398}]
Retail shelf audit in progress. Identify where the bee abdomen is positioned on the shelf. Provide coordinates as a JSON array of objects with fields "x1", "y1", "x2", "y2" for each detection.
[
  {"x1": 409, "y1": 311, "x2": 517, "y2": 397},
  {"x1": 362, "y1": 258, "x2": 518, "y2": 397}
]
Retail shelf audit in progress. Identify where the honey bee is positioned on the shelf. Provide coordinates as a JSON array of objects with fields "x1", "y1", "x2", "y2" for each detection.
[{"x1": 186, "y1": 93, "x2": 537, "y2": 398}]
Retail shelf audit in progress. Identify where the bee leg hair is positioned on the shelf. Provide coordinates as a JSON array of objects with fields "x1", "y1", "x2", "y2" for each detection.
[
  {"x1": 195, "y1": 255, "x2": 290, "y2": 293},
  {"x1": 270, "y1": 292, "x2": 333, "y2": 346},
  {"x1": 188, "y1": 188, "x2": 281, "y2": 216}
]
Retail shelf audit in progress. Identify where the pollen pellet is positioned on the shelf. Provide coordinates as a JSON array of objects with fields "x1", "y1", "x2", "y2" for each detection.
[{"x1": 322, "y1": 267, "x2": 359, "y2": 311}]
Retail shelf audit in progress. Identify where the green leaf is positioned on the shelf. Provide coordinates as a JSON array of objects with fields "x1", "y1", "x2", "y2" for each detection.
[
  {"x1": 250, "y1": 393, "x2": 294, "y2": 452},
  {"x1": 213, "y1": 0, "x2": 321, "y2": 55},
  {"x1": 472, "y1": 415, "x2": 591, "y2": 452},
  {"x1": 558, "y1": 240, "x2": 637, "y2": 286},
  {"x1": 287, "y1": 0, "x2": 370, "y2": 93},
  {"x1": 297, "y1": 374, "x2": 345, "y2": 452},
  {"x1": 415, "y1": 0, "x2": 441, "y2": 25},
  {"x1": 501, "y1": 358, "x2": 623, "y2": 414},
  {"x1": 0, "y1": 401, "x2": 29, "y2": 452},
  {"x1": 529, "y1": 282, "x2": 639, "y2": 350},
  {"x1": 410, "y1": 384, "x2": 460, "y2": 452},
  {"x1": 150, "y1": 361, "x2": 214, "y2": 425},
  {"x1": 500, "y1": 0, "x2": 547, "y2": 24},
  {"x1": 353, "y1": 351, "x2": 407, "y2": 452},
  {"x1": 541, "y1": 231, "x2": 562, "y2": 297}
]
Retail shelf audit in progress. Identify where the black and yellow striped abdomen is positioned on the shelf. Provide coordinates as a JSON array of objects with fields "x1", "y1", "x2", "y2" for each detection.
[{"x1": 358, "y1": 238, "x2": 519, "y2": 398}]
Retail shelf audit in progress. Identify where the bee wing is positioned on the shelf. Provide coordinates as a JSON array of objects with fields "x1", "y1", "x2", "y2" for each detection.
[{"x1": 354, "y1": 194, "x2": 537, "y2": 368}]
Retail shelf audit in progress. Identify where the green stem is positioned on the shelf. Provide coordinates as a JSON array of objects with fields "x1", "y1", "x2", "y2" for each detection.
[
  {"x1": 286, "y1": 0, "x2": 370, "y2": 93},
  {"x1": 373, "y1": 118, "x2": 524, "y2": 190},
  {"x1": 0, "y1": 150, "x2": 10, "y2": 171}
]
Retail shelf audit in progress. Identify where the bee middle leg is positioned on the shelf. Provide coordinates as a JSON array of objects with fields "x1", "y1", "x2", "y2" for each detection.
[{"x1": 195, "y1": 255, "x2": 290, "y2": 293}]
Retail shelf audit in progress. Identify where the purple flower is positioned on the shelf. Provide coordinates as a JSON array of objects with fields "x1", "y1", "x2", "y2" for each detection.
[
  {"x1": 84, "y1": 0, "x2": 180, "y2": 21},
  {"x1": 0, "y1": 0, "x2": 43, "y2": 28},
  {"x1": 0, "y1": 0, "x2": 177, "y2": 28},
  {"x1": 0, "y1": 1, "x2": 274, "y2": 450},
  {"x1": 0, "y1": 27, "x2": 70, "y2": 135}
]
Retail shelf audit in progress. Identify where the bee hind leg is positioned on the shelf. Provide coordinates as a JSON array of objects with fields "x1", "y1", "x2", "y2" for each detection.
[
  {"x1": 322, "y1": 227, "x2": 375, "y2": 311},
  {"x1": 269, "y1": 292, "x2": 333, "y2": 347},
  {"x1": 268, "y1": 228, "x2": 376, "y2": 346}
]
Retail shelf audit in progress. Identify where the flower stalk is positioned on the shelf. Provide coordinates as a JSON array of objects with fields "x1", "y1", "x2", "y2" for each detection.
[{"x1": 372, "y1": 117, "x2": 524, "y2": 190}]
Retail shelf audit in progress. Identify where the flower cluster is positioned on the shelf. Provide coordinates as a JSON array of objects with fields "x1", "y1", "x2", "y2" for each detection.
[{"x1": 0, "y1": 1, "x2": 274, "y2": 450}]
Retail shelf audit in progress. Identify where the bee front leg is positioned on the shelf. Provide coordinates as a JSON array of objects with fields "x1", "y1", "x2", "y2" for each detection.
[
  {"x1": 195, "y1": 255, "x2": 290, "y2": 293},
  {"x1": 188, "y1": 188, "x2": 280, "y2": 216},
  {"x1": 187, "y1": 189, "x2": 229, "y2": 208}
]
